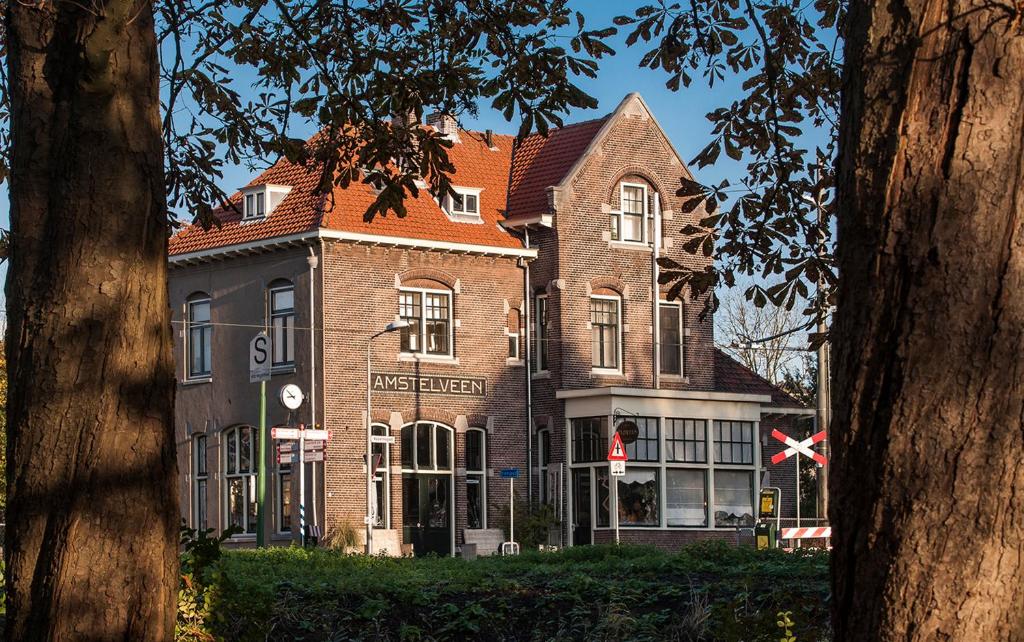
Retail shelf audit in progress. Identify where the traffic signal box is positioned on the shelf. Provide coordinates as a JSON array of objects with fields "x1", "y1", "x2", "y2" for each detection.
[{"x1": 755, "y1": 488, "x2": 781, "y2": 550}]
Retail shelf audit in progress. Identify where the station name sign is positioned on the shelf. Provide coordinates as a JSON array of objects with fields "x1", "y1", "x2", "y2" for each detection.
[{"x1": 370, "y1": 372, "x2": 486, "y2": 397}]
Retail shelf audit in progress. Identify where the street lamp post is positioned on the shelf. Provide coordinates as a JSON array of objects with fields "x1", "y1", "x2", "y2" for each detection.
[{"x1": 366, "y1": 320, "x2": 409, "y2": 555}]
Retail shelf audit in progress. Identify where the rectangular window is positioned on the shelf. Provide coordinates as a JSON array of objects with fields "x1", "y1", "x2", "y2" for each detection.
[
  {"x1": 620, "y1": 184, "x2": 647, "y2": 242},
  {"x1": 571, "y1": 417, "x2": 608, "y2": 463},
  {"x1": 659, "y1": 303, "x2": 682, "y2": 375},
  {"x1": 193, "y1": 435, "x2": 208, "y2": 531},
  {"x1": 371, "y1": 425, "x2": 390, "y2": 528},
  {"x1": 399, "y1": 289, "x2": 452, "y2": 357},
  {"x1": 224, "y1": 426, "x2": 259, "y2": 534},
  {"x1": 256, "y1": 191, "x2": 266, "y2": 217},
  {"x1": 535, "y1": 295, "x2": 549, "y2": 371},
  {"x1": 245, "y1": 194, "x2": 254, "y2": 218},
  {"x1": 713, "y1": 420, "x2": 755, "y2": 465},
  {"x1": 187, "y1": 298, "x2": 212, "y2": 379},
  {"x1": 507, "y1": 309, "x2": 521, "y2": 360},
  {"x1": 667, "y1": 469, "x2": 707, "y2": 527},
  {"x1": 447, "y1": 189, "x2": 480, "y2": 217},
  {"x1": 617, "y1": 468, "x2": 659, "y2": 526},
  {"x1": 713, "y1": 470, "x2": 755, "y2": 527},
  {"x1": 596, "y1": 467, "x2": 610, "y2": 528},
  {"x1": 666, "y1": 419, "x2": 707, "y2": 463},
  {"x1": 619, "y1": 417, "x2": 659, "y2": 462},
  {"x1": 270, "y1": 285, "x2": 295, "y2": 367},
  {"x1": 466, "y1": 429, "x2": 486, "y2": 529},
  {"x1": 277, "y1": 466, "x2": 292, "y2": 533},
  {"x1": 590, "y1": 297, "x2": 620, "y2": 370}
]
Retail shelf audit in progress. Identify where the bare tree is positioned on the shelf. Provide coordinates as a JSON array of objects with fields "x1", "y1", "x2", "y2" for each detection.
[{"x1": 716, "y1": 292, "x2": 806, "y2": 385}]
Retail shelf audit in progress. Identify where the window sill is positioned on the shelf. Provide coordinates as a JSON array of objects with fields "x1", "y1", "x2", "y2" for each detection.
[
  {"x1": 398, "y1": 353, "x2": 459, "y2": 366},
  {"x1": 531, "y1": 370, "x2": 551, "y2": 380},
  {"x1": 181, "y1": 377, "x2": 212, "y2": 386},
  {"x1": 659, "y1": 374, "x2": 690, "y2": 384},
  {"x1": 506, "y1": 358, "x2": 525, "y2": 367},
  {"x1": 608, "y1": 240, "x2": 652, "y2": 252},
  {"x1": 591, "y1": 368, "x2": 624, "y2": 377},
  {"x1": 272, "y1": 365, "x2": 297, "y2": 375},
  {"x1": 228, "y1": 534, "x2": 257, "y2": 543}
]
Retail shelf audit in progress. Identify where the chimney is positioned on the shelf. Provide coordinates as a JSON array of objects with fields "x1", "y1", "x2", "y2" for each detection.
[
  {"x1": 426, "y1": 111, "x2": 459, "y2": 141},
  {"x1": 390, "y1": 109, "x2": 419, "y2": 128},
  {"x1": 485, "y1": 129, "x2": 494, "y2": 148}
]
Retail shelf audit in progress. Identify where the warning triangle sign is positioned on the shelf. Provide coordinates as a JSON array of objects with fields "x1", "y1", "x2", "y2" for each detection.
[{"x1": 607, "y1": 433, "x2": 629, "y2": 461}]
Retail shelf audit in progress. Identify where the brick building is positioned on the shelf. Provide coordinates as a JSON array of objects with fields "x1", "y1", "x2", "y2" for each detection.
[{"x1": 169, "y1": 93, "x2": 811, "y2": 556}]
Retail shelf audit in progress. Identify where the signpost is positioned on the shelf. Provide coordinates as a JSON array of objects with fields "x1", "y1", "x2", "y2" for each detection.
[
  {"x1": 500, "y1": 468, "x2": 520, "y2": 555},
  {"x1": 249, "y1": 332, "x2": 271, "y2": 547},
  {"x1": 607, "y1": 433, "x2": 628, "y2": 545},
  {"x1": 770, "y1": 429, "x2": 829, "y2": 548},
  {"x1": 271, "y1": 423, "x2": 332, "y2": 543}
]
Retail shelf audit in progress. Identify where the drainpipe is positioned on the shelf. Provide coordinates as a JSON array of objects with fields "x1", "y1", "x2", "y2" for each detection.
[
  {"x1": 652, "y1": 193, "x2": 662, "y2": 389},
  {"x1": 306, "y1": 246, "x2": 319, "y2": 539},
  {"x1": 521, "y1": 228, "x2": 534, "y2": 506}
]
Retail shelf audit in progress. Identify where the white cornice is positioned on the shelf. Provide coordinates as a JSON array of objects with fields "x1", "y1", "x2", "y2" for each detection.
[
  {"x1": 555, "y1": 386, "x2": 772, "y2": 404},
  {"x1": 168, "y1": 229, "x2": 536, "y2": 265}
]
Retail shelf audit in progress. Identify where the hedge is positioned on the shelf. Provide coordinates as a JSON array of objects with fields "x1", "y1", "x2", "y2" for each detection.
[{"x1": 179, "y1": 540, "x2": 829, "y2": 641}]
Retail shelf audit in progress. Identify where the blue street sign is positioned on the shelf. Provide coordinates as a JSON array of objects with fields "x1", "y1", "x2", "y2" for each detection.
[{"x1": 500, "y1": 468, "x2": 520, "y2": 479}]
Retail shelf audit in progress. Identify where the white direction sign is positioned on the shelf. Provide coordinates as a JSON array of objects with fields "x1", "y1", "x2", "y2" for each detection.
[
  {"x1": 610, "y1": 460, "x2": 626, "y2": 476},
  {"x1": 371, "y1": 435, "x2": 396, "y2": 445},
  {"x1": 277, "y1": 450, "x2": 325, "y2": 464},
  {"x1": 249, "y1": 332, "x2": 271, "y2": 383},
  {"x1": 271, "y1": 427, "x2": 302, "y2": 440},
  {"x1": 303, "y1": 429, "x2": 330, "y2": 441}
]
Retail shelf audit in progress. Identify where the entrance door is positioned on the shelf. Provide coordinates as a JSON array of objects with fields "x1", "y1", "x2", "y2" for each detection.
[
  {"x1": 572, "y1": 469, "x2": 592, "y2": 545},
  {"x1": 402, "y1": 474, "x2": 451, "y2": 556}
]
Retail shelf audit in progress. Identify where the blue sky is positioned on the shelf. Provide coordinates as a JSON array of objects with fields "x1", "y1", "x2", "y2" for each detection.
[{"x1": 0, "y1": 4, "x2": 823, "y2": 324}]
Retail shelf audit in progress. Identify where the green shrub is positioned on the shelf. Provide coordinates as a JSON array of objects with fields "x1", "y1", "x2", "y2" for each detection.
[{"x1": 179, "y1": 543, "x2": 829, "y2": 641}]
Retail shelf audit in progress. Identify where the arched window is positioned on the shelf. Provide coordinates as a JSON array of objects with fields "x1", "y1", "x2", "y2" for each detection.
[
  {"x1": 186, "y1": 292, "x2": 212, "y2": 379},
  {"x1": 589, "y1": 292, "x2": 622, "y2": 371},
  {"x1": 268, "y1": 280, "x2": 295, "y2": 367},
  {"x1": 465, "y1": 428, "x2": 486, "y2": 529},
  {"x1": 401, "y1": 421, "x2": 453, "y2": 472},
  {"x1": 223, "y1": 425, "x2": 258, "y2": 534},
  {"x1": 371, "y1": 423, "x2": 391, "y2": 528},
  {"x1": 192, "y1": 434, "x2": 208, "y2": 530},
  {"x1": 399, "y1": 285, "x2": 453, "y2": 357}
]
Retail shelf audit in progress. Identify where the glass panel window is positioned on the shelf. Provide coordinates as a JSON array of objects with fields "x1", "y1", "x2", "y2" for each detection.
[
  {"x1": 187, "y1": 297, "x2": 212, "y2": 378},
  {"x1": 256, "y1": 191, "x2": 266, "y2": 217},
  {"x1": 465, "y1": 193, "x2": 478, "y2": 214},
  {"x1": 666, "y1": 419, "x2": 707, "y2": 463},
  {"x1": 617, "y1": 468, "x2": 659, "y2": 526},
  {"x1": 618, "y1": 417, "x2": 659, "y2": 462},
  {"x1": 466, "y1": 429, "x2": 486, "y2": 529},
  {"x1": 400, "y1": 289, "x2": 452, "y2": 357},
  {"x1": 714, "y1": 470, "x2": 754, "y2": 527},
  {"x1": 538, "y1": 429, "x2": 551, "y2": 504},
  {"x1": 620, "y1": 184, "x2": 646, "y2": 242},
  {"x1": 659, "y1": 303, "x2": 682, "y2": 375},
  {"x1": 416, "y1": 423, "x2": 432, "y2": 468},
  {"x1": 713, "y1": 420, "x2": 755, "y2": 465},
  {"x1": 448, "y1": 190, "x2": 480, "y2": 216},
  {"x1": 534, "y1": 295, "x2": 549, "y2": 371},
  {"x1": 402, "y1": 421, "x2": 453, "y2": 473},
  {"x1": 277, "y1": 467, "x2": 292, "y2": 533},
  {"x1": 193, "y1": 435, "x2": 208, "y2": 531},
  {"x1": 596, "y1": 468, "x2": 610, "y2": 527},
  {"x1": 371, "y1": 424, "x2": 390, "y2": 528},
  {"x1": 590, "y1": 297, "x2": 620, "y2": 370},
  {"x1": 224, "y1": 426, "x2": 258, "y2": 534},
  {"x1": 667, "y1": 469, "x2": 707, "y2": 527},
  {"x1": 571, "y1": 417, "x2": 607, "y2": 463},
  {"x1": 507, "y1": 309, "x2": 520, "y2": 360},
  {"x1": 270, "y1": 285, "x2": 295, "y2": 366}
]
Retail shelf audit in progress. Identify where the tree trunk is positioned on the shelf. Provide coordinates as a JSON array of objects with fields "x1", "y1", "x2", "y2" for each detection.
[
  {"x1": 833, "y1": 0, "x2": 1024, "y2": 638},
  {"x1": 4, "y1": 1, "x2": 178, "y2": 639}
]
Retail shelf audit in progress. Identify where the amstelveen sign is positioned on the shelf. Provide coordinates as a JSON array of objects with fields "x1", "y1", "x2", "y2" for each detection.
[{"x1": 371, "y1": 372, "x2": 486, "y2": 397}]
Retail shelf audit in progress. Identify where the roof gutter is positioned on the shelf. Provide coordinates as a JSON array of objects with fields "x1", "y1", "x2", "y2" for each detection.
[{"x1": 169, "y1": 229, "x2": 537, "y2": 265}]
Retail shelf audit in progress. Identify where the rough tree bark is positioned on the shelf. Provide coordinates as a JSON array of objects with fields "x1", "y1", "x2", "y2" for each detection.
[
  {"x1": 5, "y1": 1, "x2": 178, "y2": 639},
  {"x1": 833, "y1": 0, "x2": 1024, "y2": 638}
]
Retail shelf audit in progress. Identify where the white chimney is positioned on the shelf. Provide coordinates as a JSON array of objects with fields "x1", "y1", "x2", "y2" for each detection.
[{"x1": 426, "y1": 111, "x2": 459, "y2": 142}]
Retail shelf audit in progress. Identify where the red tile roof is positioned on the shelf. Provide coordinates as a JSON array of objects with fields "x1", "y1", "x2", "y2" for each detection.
[
  {"x1": 169, "y1": 116, "x2": 607, "y2": 257},
  {"x1": 506, "y1": 117, "x2": 607, "y2": 220},
  {"x1": 714, "y1": 348, "x2": 808, "y2": 408}
]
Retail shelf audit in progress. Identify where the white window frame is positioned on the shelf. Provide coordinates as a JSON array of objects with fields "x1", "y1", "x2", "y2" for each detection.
[
  {"x1": 193, "y1": 434, "x2": 208, "y2": 531},
  {"x1": 371, "y1": 423, "x2": 391, "y2": 529},
  {"x1": 534, "y1": 294, "x2": 549, "y2": 373},
  {"x1": 609, "y1": 182, "x2": 649, "y2": 244},
  {"x1": 223, "y1": 425, "x2": 259, "y2": 536},
  {"x1": 658, "y1": 301, "x2": 684, "y2": 376},
  {"x1": 442, "y1": 186, "x2": 484, "y2": 222},
  {"x1": 566, "y1": 416, "x2": 759, "y2": 536},
  {"x1": 186, "y1": 295, "x2": 212, "y2": 380},
  {"x1": 401, "y1": 421, "x2": 454, "y2": 473},
  {"x1": 269, "y1": 283, "x2": 296, "y2": 368},
  {"x1": 589, "y1": 294, "x2": 622, "y2": 374},
  {"x1": 242, "y1": 184, "x2": 292, "y2": 220},
  {"x1": 398, "y1": 286, "x2": 454, "y2": 358},
  {"x1": 465, "y1": 427, "x2": 487, "y2": 530}
]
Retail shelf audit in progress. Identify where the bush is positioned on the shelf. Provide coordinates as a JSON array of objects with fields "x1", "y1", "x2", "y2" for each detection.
[{"x1": 187, "y1": 543, "x2": 830, "y2": 641}]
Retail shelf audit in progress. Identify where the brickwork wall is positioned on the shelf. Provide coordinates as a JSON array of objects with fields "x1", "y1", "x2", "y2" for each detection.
[{"x1": 320, "y1": 241, "x2": 529, "y2": 550}]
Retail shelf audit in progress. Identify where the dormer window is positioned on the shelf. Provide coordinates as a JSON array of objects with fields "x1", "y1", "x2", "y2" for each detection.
[
  {"x1": 241, "y1": 184, "x2": 292, "y2": 220},
  {"x1": 443, "y1": 187, "x2": 483, "y2": 223}
]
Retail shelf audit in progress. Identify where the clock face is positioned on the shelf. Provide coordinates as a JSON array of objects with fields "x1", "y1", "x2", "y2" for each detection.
[{"x1": 280, "y1": 384, "x2": 304, "y2": 410}]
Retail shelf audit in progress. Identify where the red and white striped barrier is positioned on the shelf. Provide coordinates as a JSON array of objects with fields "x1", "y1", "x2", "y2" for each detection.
[{"x1": 781, "y1": 526, "x2": 831, "y2": 539}]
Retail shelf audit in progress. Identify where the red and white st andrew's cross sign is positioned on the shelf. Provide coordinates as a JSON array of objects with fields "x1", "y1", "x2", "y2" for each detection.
[{"x1": 770, "y1": 429, "x2": 827, "y2": 466}]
